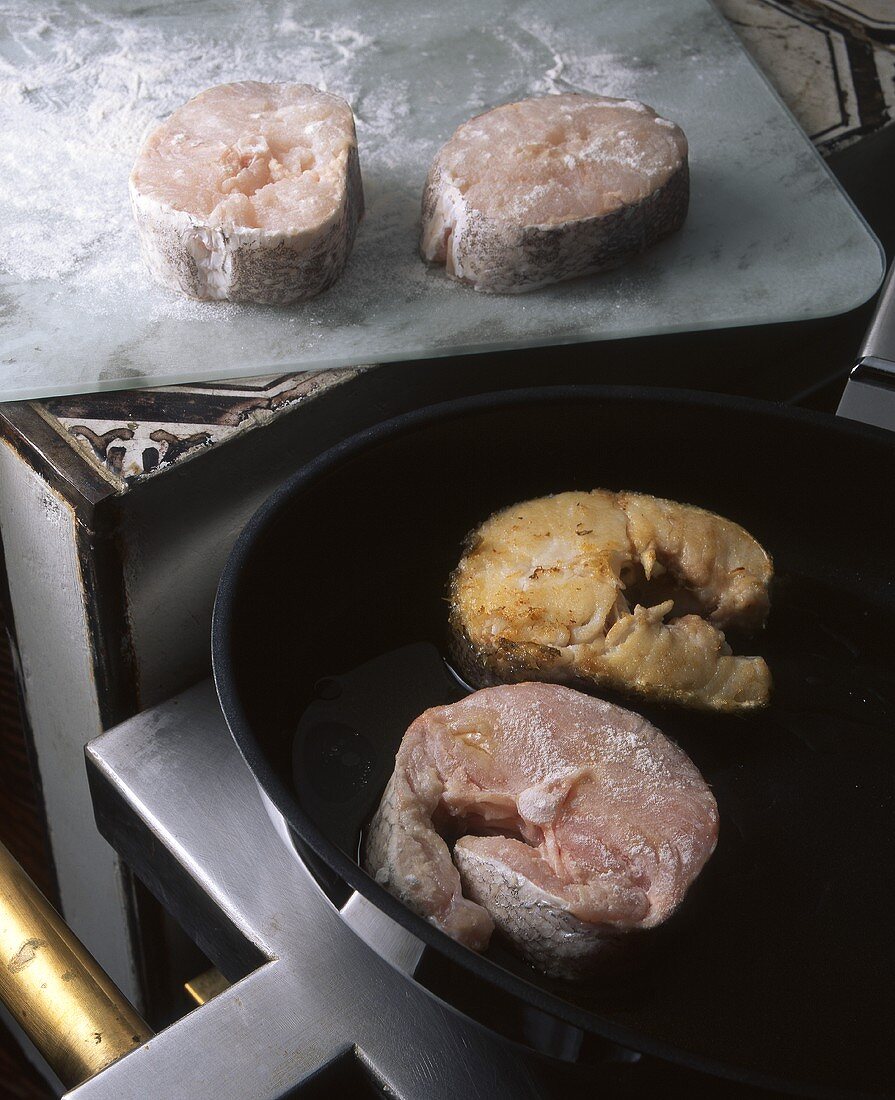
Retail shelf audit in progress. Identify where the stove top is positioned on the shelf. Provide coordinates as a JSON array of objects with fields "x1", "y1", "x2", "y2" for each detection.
[{"x1": 82, "y1": 680, "x2": 767, "y2": 1099}]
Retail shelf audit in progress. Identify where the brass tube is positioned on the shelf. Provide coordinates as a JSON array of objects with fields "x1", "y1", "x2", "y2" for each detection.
[
  {"x1": 0, "y1": 840, "x2": 153, "y2": 1089},
  {"x1": 184, "y1": 967, "x2": 229, "y2": 1007}
]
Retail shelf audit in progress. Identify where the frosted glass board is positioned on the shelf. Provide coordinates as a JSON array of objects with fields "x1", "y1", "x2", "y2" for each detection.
[{"x1": 0, "y1": 0, "x2": 883, "y2": 400}]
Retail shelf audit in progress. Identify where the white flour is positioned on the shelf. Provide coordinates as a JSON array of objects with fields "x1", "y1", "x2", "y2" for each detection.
[
  {"x1": 0, "y1": 1, "x2": 651, "y2": 324},
  {"x1": 497, "y1": 15, "x2": 657, "y2": 98}
]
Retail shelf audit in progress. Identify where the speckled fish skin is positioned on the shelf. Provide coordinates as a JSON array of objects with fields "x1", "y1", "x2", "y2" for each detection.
[
  {"x1": 130, "y1": 81, "x2": 364, "y2": 304},
  {"x1": 450, "y1": 490, "x2": 772, "y2": 711},
  {"x1": 363, "y1": 683, "x2": 718, "y2": 978},
  {"x1": 420, "y1": 93, "x2": 688, "y2": 293}
]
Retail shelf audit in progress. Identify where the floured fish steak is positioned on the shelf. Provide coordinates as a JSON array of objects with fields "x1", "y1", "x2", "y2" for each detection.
[
  {"x1": 420, "y1": 93, "x2": 688, "y2": 293},
  {"x1": 364, "y1": 682, "x2": 718, "y2": 977},
  {"x1": 130, "y1": 82, "x2": 364, "y2": 304},
  {"x1": 450, "y1": 490, "x2": 772, "y2": 711}
]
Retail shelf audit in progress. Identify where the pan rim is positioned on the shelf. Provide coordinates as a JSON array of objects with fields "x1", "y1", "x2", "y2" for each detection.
[{"x1": 212, "y1": 384, "x2": 892, "y2": 1099}]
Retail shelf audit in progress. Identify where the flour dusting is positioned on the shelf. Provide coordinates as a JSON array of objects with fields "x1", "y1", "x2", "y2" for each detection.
[
  {"x1": 0, "y1": 0, "x2": 827, "y2": 400},
  {"x1": 494, "y1": 15, "x2": 657, "y2": 99}
]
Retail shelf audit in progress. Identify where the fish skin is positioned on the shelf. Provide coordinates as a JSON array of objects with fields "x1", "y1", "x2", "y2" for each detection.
[
  {"x1": 449, "y1": 490, "x2": 772, "y2": 711},
  {"x1": 130, "y1": 81, "x2": 364, "y2": 304},
  {"x1": 363, "y1": 683, "x2": 718, "y2": 978},
  {"x1": 364, "y1": 756, "x2": 495, "y2": 952},
  {"x1": 453, "y1": 839, "x2": 633, "y2": 979},
  {"x1": 420, "y1": 93, "x2": 688, "y2": 293}
]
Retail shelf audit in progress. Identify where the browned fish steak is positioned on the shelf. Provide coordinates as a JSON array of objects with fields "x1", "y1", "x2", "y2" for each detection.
[{"x1": 450, "y1": 490, "x2": 773, "y2": 711}]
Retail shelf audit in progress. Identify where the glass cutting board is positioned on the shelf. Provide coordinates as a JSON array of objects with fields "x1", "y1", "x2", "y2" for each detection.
[{"x1": 0, "y1": 0, "x2": 883, "y2": 400}]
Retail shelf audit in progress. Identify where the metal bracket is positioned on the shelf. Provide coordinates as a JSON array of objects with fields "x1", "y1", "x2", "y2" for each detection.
[
  {"x1": 77, "y1": 680, "x2": 543, "y2": 1099},
  {"x1": 837, "y1": 356, "x2": 895, "y2": 431},
  {"x1": 838, "y1": 262, "x2": 895, "y2": 431}
]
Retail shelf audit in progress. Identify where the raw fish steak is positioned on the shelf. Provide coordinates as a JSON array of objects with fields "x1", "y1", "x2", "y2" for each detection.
[
  {"x1": 130, "y1": 82, "x2": 364, "y2": 304},
  {"x1": 450, "y1": 490, "x2": 772, "y2": 711},
  {"x1": 420, "y1": 93, "x2": 688, "y2": 293},
  {"x1": 364, "y1": 682, "x2": 718, "y2": 978}
]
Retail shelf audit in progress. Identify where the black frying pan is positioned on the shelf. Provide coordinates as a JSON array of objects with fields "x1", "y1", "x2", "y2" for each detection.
[{"x1": 212, "y1": 387, "x2": 895, "y2": 1098}]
